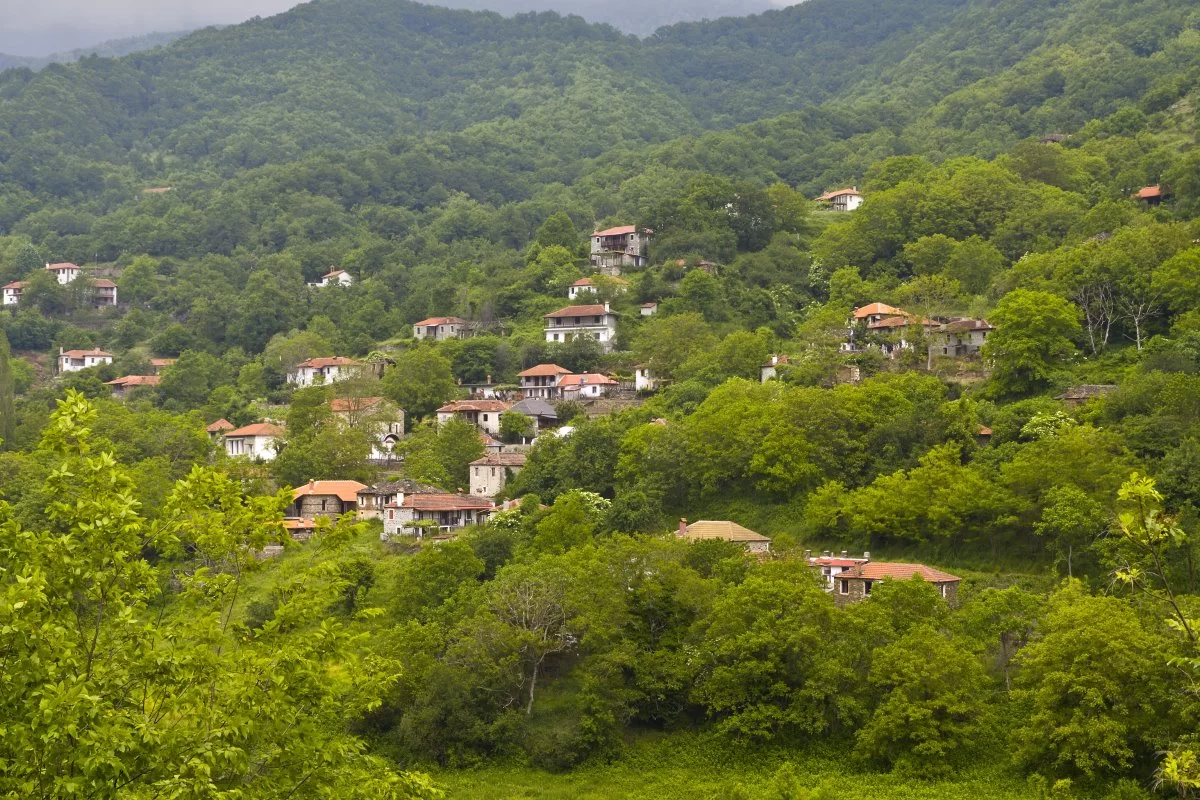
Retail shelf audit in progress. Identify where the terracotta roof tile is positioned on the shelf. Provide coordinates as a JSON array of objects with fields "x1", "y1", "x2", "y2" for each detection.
[
  {"x1": 297, "y1": 356, "x2": 359, "y2": 369},
  {"x1": 470, "y1": 453, "x2": 528, "y2": 467},
  {"x1": 853, "y1": 302, "x2": 903, "y2": 319},
  {"x1": 206, "y1": 419, "x2": 235, "y2": 433},
  {"x1": 438, "y1": 400, "x2": 512, "y2": 413},
  {"x1": 593, "y1": 225, "x2": 639, "y2": 237},
  {"x1": 545, "y1": 304, "x2": 611, "y2": 319},
  {"x1": 414, "y1": 316, "x2": 466, "y2": 326},
  {"x1": 393, "y1": 493, "x2": 495, "y2": 511},
  {"x1": 226, "y1": 422, "x2": 285, "y2": 438},
  {"x1": 292, "y1": 480, "x2": 368, "y2": 503},
  {"x1": 518, "y1": 363, "x2": 572, "y2": 378},
  {"x1": 839, "y1": 562, "x2": 960, "y2": 583}
]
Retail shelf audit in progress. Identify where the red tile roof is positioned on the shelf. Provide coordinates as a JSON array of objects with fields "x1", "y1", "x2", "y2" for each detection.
[
  {"x1": 940, "y1": 318, "x2": 994, "y2": 332},
  {"x1": 572, "y1": 278, "x2": 595, "y2": 286},
  {"x1": 105, "y1": 375, "x2": 161, "y2": 387},
  {"x1": 438, "y1": 400, "x2": 512, "y2": 414},
  {"x1": 292, "y1": 480, "x2": 368, "y2": 503},
  {"x1": 853, "y1": 302, "x2": 903, "y2": 319},
  {"x1": 2, "y1": 281, "x2": 28, "y2": 290},
  {"x1": 518, "y1": 363, "x2": 572, "y2": 378},
  {"x1": 90, "y1": 279, "x2": 117, "y2": 288},
  {"x1": 394, "y1": 493, "x2": 495, "y2": 511},
  {"x1": 470, "y1": 452, "x2": 528, "y2": 467},
  {"x1": 558, "y1": 373, "x2": 618, "y2": 387},
  {"x1": 281, "y1": 517, "x2": 316, "y2": 531},
  {"x1": 545, "y1": 304, "x2": 611, "y2": 319},
  {"x1": 297, "y1": 356, "x2": 359, "y2": 369},
  {"x1": 226, "y1": 422, "x2": 285, "y2": 438},
  {"x1": 1135, "y1": 185, "x2": 1162, "y2": 199},
  {"x1": 414, "y1": 316, "x2": 466, "y2": 327},
  {"x1": 593, "y1": 225, "x2": 639, "y2": 237},
  {"x1": 46, "y1": 262, "x2": 80, "y2": 271},
  {"x1": 150, "y1": 358, "x2": 176, "y2": 368},
  {"x1": 206, "y1": 419, "x2": 235, "y2": 433},
  {"x1": 868, "y1": 315, "x2": 937, "y2": 330},
  {"x1": 60, "y1": 348, "x2": 113, "y2": 359},
  {"x1": 330, "y1": 396, "x2": 384, "y2": 413},
  {"x1": 817, "y1": 188, "x2": 862, "y2": 201},
  {"x1": 322, "y1": 268, "x2": 345, "y2": 278},
  {"x1": 838, "y1": 562, "x2": 961, "y2": 583}
]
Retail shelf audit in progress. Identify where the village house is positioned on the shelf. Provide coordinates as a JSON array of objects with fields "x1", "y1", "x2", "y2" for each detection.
[
  {"x1": 676, "y1": 518, "x2": 771, "y2": 554},
  {"x1": 46, "y1": 262, "x2": 82, "y2": 284},
  {"x1": 590, "y1": 225, "x2": 651, "y2": 273},
  {"x1": 1133, "y1": 185, "x2": 1169, "y2": 206},
  {"x1": 829, "y1": 561, "x2": 962, "y2": 607},
  {"x1": 558, "y1": 373, "x2": 618, "y2": 400},
  {"x1": 568, "y1": 275, "x2": 629, "y2": 300},
  {"x1": 105, "y1": 375, "x2": 160, "y2": 399},
  {"x1": 469, "y1": 452, "x2": 527, "y2": 497},
  {"x1": 150, "y1": 358, "x2": 176, "y2": 375},
  {"x1": 509, "y1": 397, "x2": 558, "y2": 434},
  {"x1": 544, "y1": 302, "x2": 619, "y2": 352},
  {"x1": 760, "y1": 354, "x2": 789, "y2": 383},
  {"x1": 928, "y1": 318, "x2": 994, "y2": 363},
  {"x1": 860, "y1": 313, "x2": 938, "y2": 357},
  {"x1": 331, "y1": 396, "x2": 404, "y2": 461},
  {"x1": 58, "y1": 348, "x2": 113, "y2": 373},
  {"x1": 641, "y1": 302, "x2": 658, "y2": 317},
  {"x1": 805, "y1": 550, "x2": 871, "y2": 591},
  {"x1": 205, "y1": 419, "x2": 235, "y2": 440},
  {"x1": 1056, "y1": 384, "x2": 1118, "y2": 409},
  {"x1": 280, "y1": 517, "x2": 317, "y2": 542},
  {"x1": 287, "y1": 356, "x2": 361, "y2": 387},
  {"x1": 481, "y1": 431, "x2": 505, "y2": 453},
  {"x1": 381, "y1": 493, "x2": 495, "y2": 540},
  {"x1": 289, "y1": 480, "x2": 367, "y2": 520},
  {"x1": 519, "y1": 363, "x2": 573, "y2": 399},
  {"x1": 91, "y1": 279, "x2": 118, "y2": 307},
  {"x1": 357, "y1": 479, "x2": 446, "y2": 520},
  {"x1": 816, "y1": 187, "x2": 864, "y2": 212},
  {"x1": 309, "y1": 267, "x2": 353, "y2": 287},
  {"x1": 412, "y1": 316, "x2": 467, "y2": 341},
  {"x1": 223, "y1": 422, "x2": 284, "y2": 461},
  {"x1": 436, "y1": 399, "x2": 512, "y2": 436},
  {"x1": 634, "y1": 365, "x2": 664, "y2": 393},
  {"x1": 2, "y1": 281, "x2": 26, "y2": 306}
]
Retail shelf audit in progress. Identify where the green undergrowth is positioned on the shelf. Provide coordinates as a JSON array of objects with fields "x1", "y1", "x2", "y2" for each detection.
[{"x1": 430, "y1": 732, "x2": 1031, "y2": 799}]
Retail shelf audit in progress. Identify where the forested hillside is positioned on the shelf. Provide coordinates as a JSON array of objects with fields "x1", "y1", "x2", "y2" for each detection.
[{"x1": 3, "y1": 0, "x2": 1200, "y2": 797}]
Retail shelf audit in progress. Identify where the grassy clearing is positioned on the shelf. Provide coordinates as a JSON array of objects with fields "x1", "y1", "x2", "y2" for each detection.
[{"x1": 430, "y1": 734, "x2": 1030, "y2": 799}]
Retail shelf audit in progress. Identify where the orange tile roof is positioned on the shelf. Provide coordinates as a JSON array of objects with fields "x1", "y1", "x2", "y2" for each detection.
[
  {"x1": 438, "y1": 400, "x2": 512, "y2": 414},
  {"x1": 414, "y1": 316, "x2": 466, "y2": 326},
  {"x1": 558, "y1": 373, "x2": 618, "y2": 387},
  {"x1": 1135, "y1": 185, "x2": 1162, "y2": 199},
  {"x1": 46, "y1": 262, "x2": 80, "y2": 271},
  {"x1": 292, "y1": 480, "x2": 367, "y2": 503},
  {"x1": 90, "y1": 278, "x2": 117, "y2": 288},
  {"x1": 226, "y1": 422, "x2": 285, "y2": 438},
  {"x1": 394, "y1": 493, "x2": 495, "y2": 511},
  {"x1": 3, "y1": 281, "x2": 28, "y2": 289},
  {"x1": 297, "y1": 356, "x2": 359, "y2": 369},
  {"x1": 853, "y1": 302, "x2": 903, "y2": 319},
  {"x1": 322, "y1": 268, "x2": 345, "y2": 278},
  {"x1": 470, "y1": 453, "x2": 528, "y2": 467},
  {"x1": 60, "y1": 348, "x2": 113, "y2": 359},
  {"x1": 150, "y1": 358, "x2": 176, "y2": 367},
  {"x1": 330, "y1": 396, "x2": 384, "y2": 412},
  {"x1": 593, "y1": 225, "x2": 639, "y2": 237},
  {"x1": 817, "y1": 188, "x2": 862, "y2": 201},
  {"x1": 105, "y1": 375, "x2": 160, "y2": 387},
  {"x1": 206, "y1": 419, "x2": 235, "y2": 433},
  {"x1": 545, "y1": 304, "x2": 611, "y2": 319},
  {"x1": 518, "y1": 363, "x2": 572, "y2": 378},
  {"x1": 838, "y1": 562, "x2": 960, "y2": 583}
]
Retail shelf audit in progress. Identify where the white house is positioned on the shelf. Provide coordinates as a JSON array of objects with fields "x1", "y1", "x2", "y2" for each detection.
[
  {"x1": 816, "y1": 187, "x2": 864, "y2": 212},
  {"x1": 287, "y1": 356, "x2": 360, "y2": 387},
  {"x1": 58, "y1": 347, "x2": 113, "y2": 373},
  {"x1": 760, "y1": 354, "x2": 789, "y2": 383},
  {"x1": 46, "y1": 262, "x2": 82, "y2": 284},
  {"x1": 634, "y1": 365, "x2": 663, "y2": 393},
  {"x1": 469, "y1": 452, "x2": 527, "y2": 498},
  {"x1": 544, "y1": 302, "x2": 619, "y2": 352},
  {"x1": 381, "y1": 493, "x2": 495, "y2": 540},
  {"x1": 310, "y1": 267, "x2": 353, "y2": 288},
  {"x1": 436, "y1": 399, "x2": 512, "y2": 437},
  {"x1": 413, "y1": 316, "x2": 467, "y2": 341},
  {"x1": 590, "y1": 226, "x2": 651, "y2": 273},
  {"x1": 518, "y1": 363, "x2": 573, "y2": 399},
  {"x1": 223, "y1": 422, "x2": 285, "y2": 461},
  {"x1": 2, "y1": 281, "x2": 27, "y2": 306},
  {"x1": 568, "y1": 276, "x2": 629, "y2": 300},
  {"x1": 805, "y1": 550, "x2": 871, "y2": 592},
  {"x1": 640, "y1": 302, "x2": 658, "y2": 317},
  {"x1": 558, "y1": 373, "x2": 618, "y2": 400}
]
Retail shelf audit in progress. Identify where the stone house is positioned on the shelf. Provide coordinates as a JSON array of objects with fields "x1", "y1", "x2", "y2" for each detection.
[
  {"x1": 381, "y1": 493, "x2": 495, "y2": 540},
  {"x1": 928, "y1": 318, "x2": 994, "y2": 361},
  {"x1": 436, "y1": 399, "x2": 512, "y2": 436},
  {"x1": 412, "y1": 316, "x2": 467, "y2": 341},
  {"x1": 544, "y1": 303, "x2": 619, "y2": 352},
  {"x1": 357, "y1": 479, "x2": 446, "y2": 520},
  {"x1": 287, "y1": 356, "x2": 361, "y2": 387},
  {"x1": 830, "y1": 562, "x2": 961, "y2": 607},
  {"x1": 58, "y1": 348, "x2": 114, "y2": 373},
  {"x1": 223, "y1": 422, "x2": 285, "y2": 461},
  {"x1": 590, "y1": 225, "x2": 651, "y2": 273},
  {"x1": 469, "y1": 452, "x2": 527, "y2": 497},
  {"x1": 1055, "y1": 384, "x2": 1118, "y2": 409},
  {"x1": 805, "y1": 550, "x2": 871, "y2": 591},
  {"x1": 290, "y1": 480, "x2": 368, "y2": 520},
  {"x1": 676, "y1": 518, "x2": 771, "y2": 554},
  {"x1": 105, "y1": 375, "x2": 160, "y2": 399}
]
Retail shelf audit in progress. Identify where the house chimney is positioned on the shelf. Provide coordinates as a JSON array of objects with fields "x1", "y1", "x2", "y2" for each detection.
[
  {"x1": 604, "y1": 301, "x2": 611, "y2": 313},
  {"x1": 486, "y1": 374, "x2": 492, "y2": 384},
  {"x1": 823, "y1": 550, "x2": 831, "y2": 558},
  {"x1": 804, "y1": 549, "x2": 811, "y2": 560},
  {"x1": 841, "y1": 550, "x2": 848, "y2": 558},
  {"x1": 863, "y1": 551, "x2": 870, "y2": 561},
  {"x1": 678, "y1": 517, "x2": 688, "y2": 537}
]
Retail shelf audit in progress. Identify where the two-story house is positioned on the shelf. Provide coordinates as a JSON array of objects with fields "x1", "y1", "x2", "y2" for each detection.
[
  {"x1": 634, "y1": 365, "x2": 664, "y2": 393},
  {"x1": 469, "y1": 452, "x2": 527, "y2": 498},
  {"x1": 91, "y1": 279, "x2": 118, "y2": 307},
  {"x1": 436, "y1": 399, "x2": 512, "y2": 436},
  {"x1": 816, "y1": 187, "x2": 864, "y2": 212},
  {"x1": 590, "y1": 226, "x2": 651, "y2": 274},
  {"x1": 805, "y1": 551, "x2": 871, "y2": 592},
  {"x1": 3, "y1": 281, "x2": 27, "y2": 306},
  {"x1": 760, "y1": 354, "x2": 790, "y2": 383},
  {"x1": 518, "y1": 363, "x2": 573, "y2": 399},
  {"x1": 46, "y1": 262, "x2": 82, "y2": 284},
  {"x1": 381, "y1": 493, "x2": 495, "y2": 540},
  {"x1": 413, "y1": 316, "x2": 467, "y2": 341},
  {"x1": 290, "y1": 480, "x2": 367, "y2": 520},
  {"x1": 106, "y1": 375, "x2": 160, "y2": 399},
  {"x1": 558, "y1": 373, "x2": 617, "y2": 399},
  {"x1": 928, "y1": 318, "x2": 994, "y2": 361},
  {"x1": 544, "y1": 303, "x2": 619, "y2": 352},
  {"x1": 58, "y1": 348, "x2": 114, "y2": 373},
  {"x1": 287, "y1": 356, "x2": 361, "y2": 387},
  {"x1": 223, "y1": 422, "x2": 285, "y2": 461},
  {"x1": 866, "y1": 315, "x2": 939, "y2": 357},
  {"x1": 310, "y1": 268, "x2": 353, "y2": 287},
  {"x1": 508, "y1": 397, "x2": 558, "y2": 434},
  {"x1": 357, "y1": 479, "x2": 446, "y2": 520}
]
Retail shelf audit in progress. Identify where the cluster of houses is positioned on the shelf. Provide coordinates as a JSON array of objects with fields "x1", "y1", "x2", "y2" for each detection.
[
  {"x1": 4, "y1": 262, "x2": 118, "y2": 307},
  {"x1": 843, "y1": 302, "x2": 995, "y2": 363}
]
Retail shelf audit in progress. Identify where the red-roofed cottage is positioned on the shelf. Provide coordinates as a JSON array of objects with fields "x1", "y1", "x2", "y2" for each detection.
[
  {"x1": 224, "y1": 422, "x2": 285, "y2": 461},
  {"x1": 286, "y1": 356, "x2": 361, "y2": 387},
  {"x1": 816, "y1": 187, "x2": 864, "y2": 212},
  {"x1": 806, "y1": 551, "x2": 961, "y2": 606},
  {"x1": 382, "y1": 493, "x2": 495, "y2": 540},
  {"x1": 58, "y1": 347, "x2": 113, "y2": 373},
  {"x1": 590, "y1": 225, "x2": 651, "y2": 273},
  {"x1": 436, "y1": 399, "x2": 512, "y2": 436},
  {"x1": 413, "y1": 316, "x2": 467, "y2": 341}
]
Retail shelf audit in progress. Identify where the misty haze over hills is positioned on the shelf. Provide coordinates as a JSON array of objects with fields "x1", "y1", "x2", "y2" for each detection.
[{"x1": 0, "y1": 0, "x2": 783, "y2": 58}]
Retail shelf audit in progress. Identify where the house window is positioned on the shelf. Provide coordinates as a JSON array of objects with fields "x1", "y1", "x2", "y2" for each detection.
[
  {"x1": 839, "y1": 579, "x2": 848, "y2": 595},
  {"x1": 864, "y1": 580, "x2": 873, "y2": 596},
  {"x1": 388, "y1": 510, "x2": 394, "y2": 520},
  {"x1": 940, "y1": 584, "x2": 948, "y2": 598},
  {"x1": 475, "y1": 468, "x2": 480, "y2": 476},
  {"x1": 482, "y1": 414, "x2": 489, "y2": 422},
  {"x1": 594, "y1": 316, "x2": 601, "y2": 323},
  {"x1": 490, "y1": 468, "x2": 496, "y2": 477}
]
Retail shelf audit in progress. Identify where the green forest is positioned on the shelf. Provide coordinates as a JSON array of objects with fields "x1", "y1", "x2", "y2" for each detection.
[{"x1": 2, "y1": 0, "x2": 1200, "y2": 796}]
